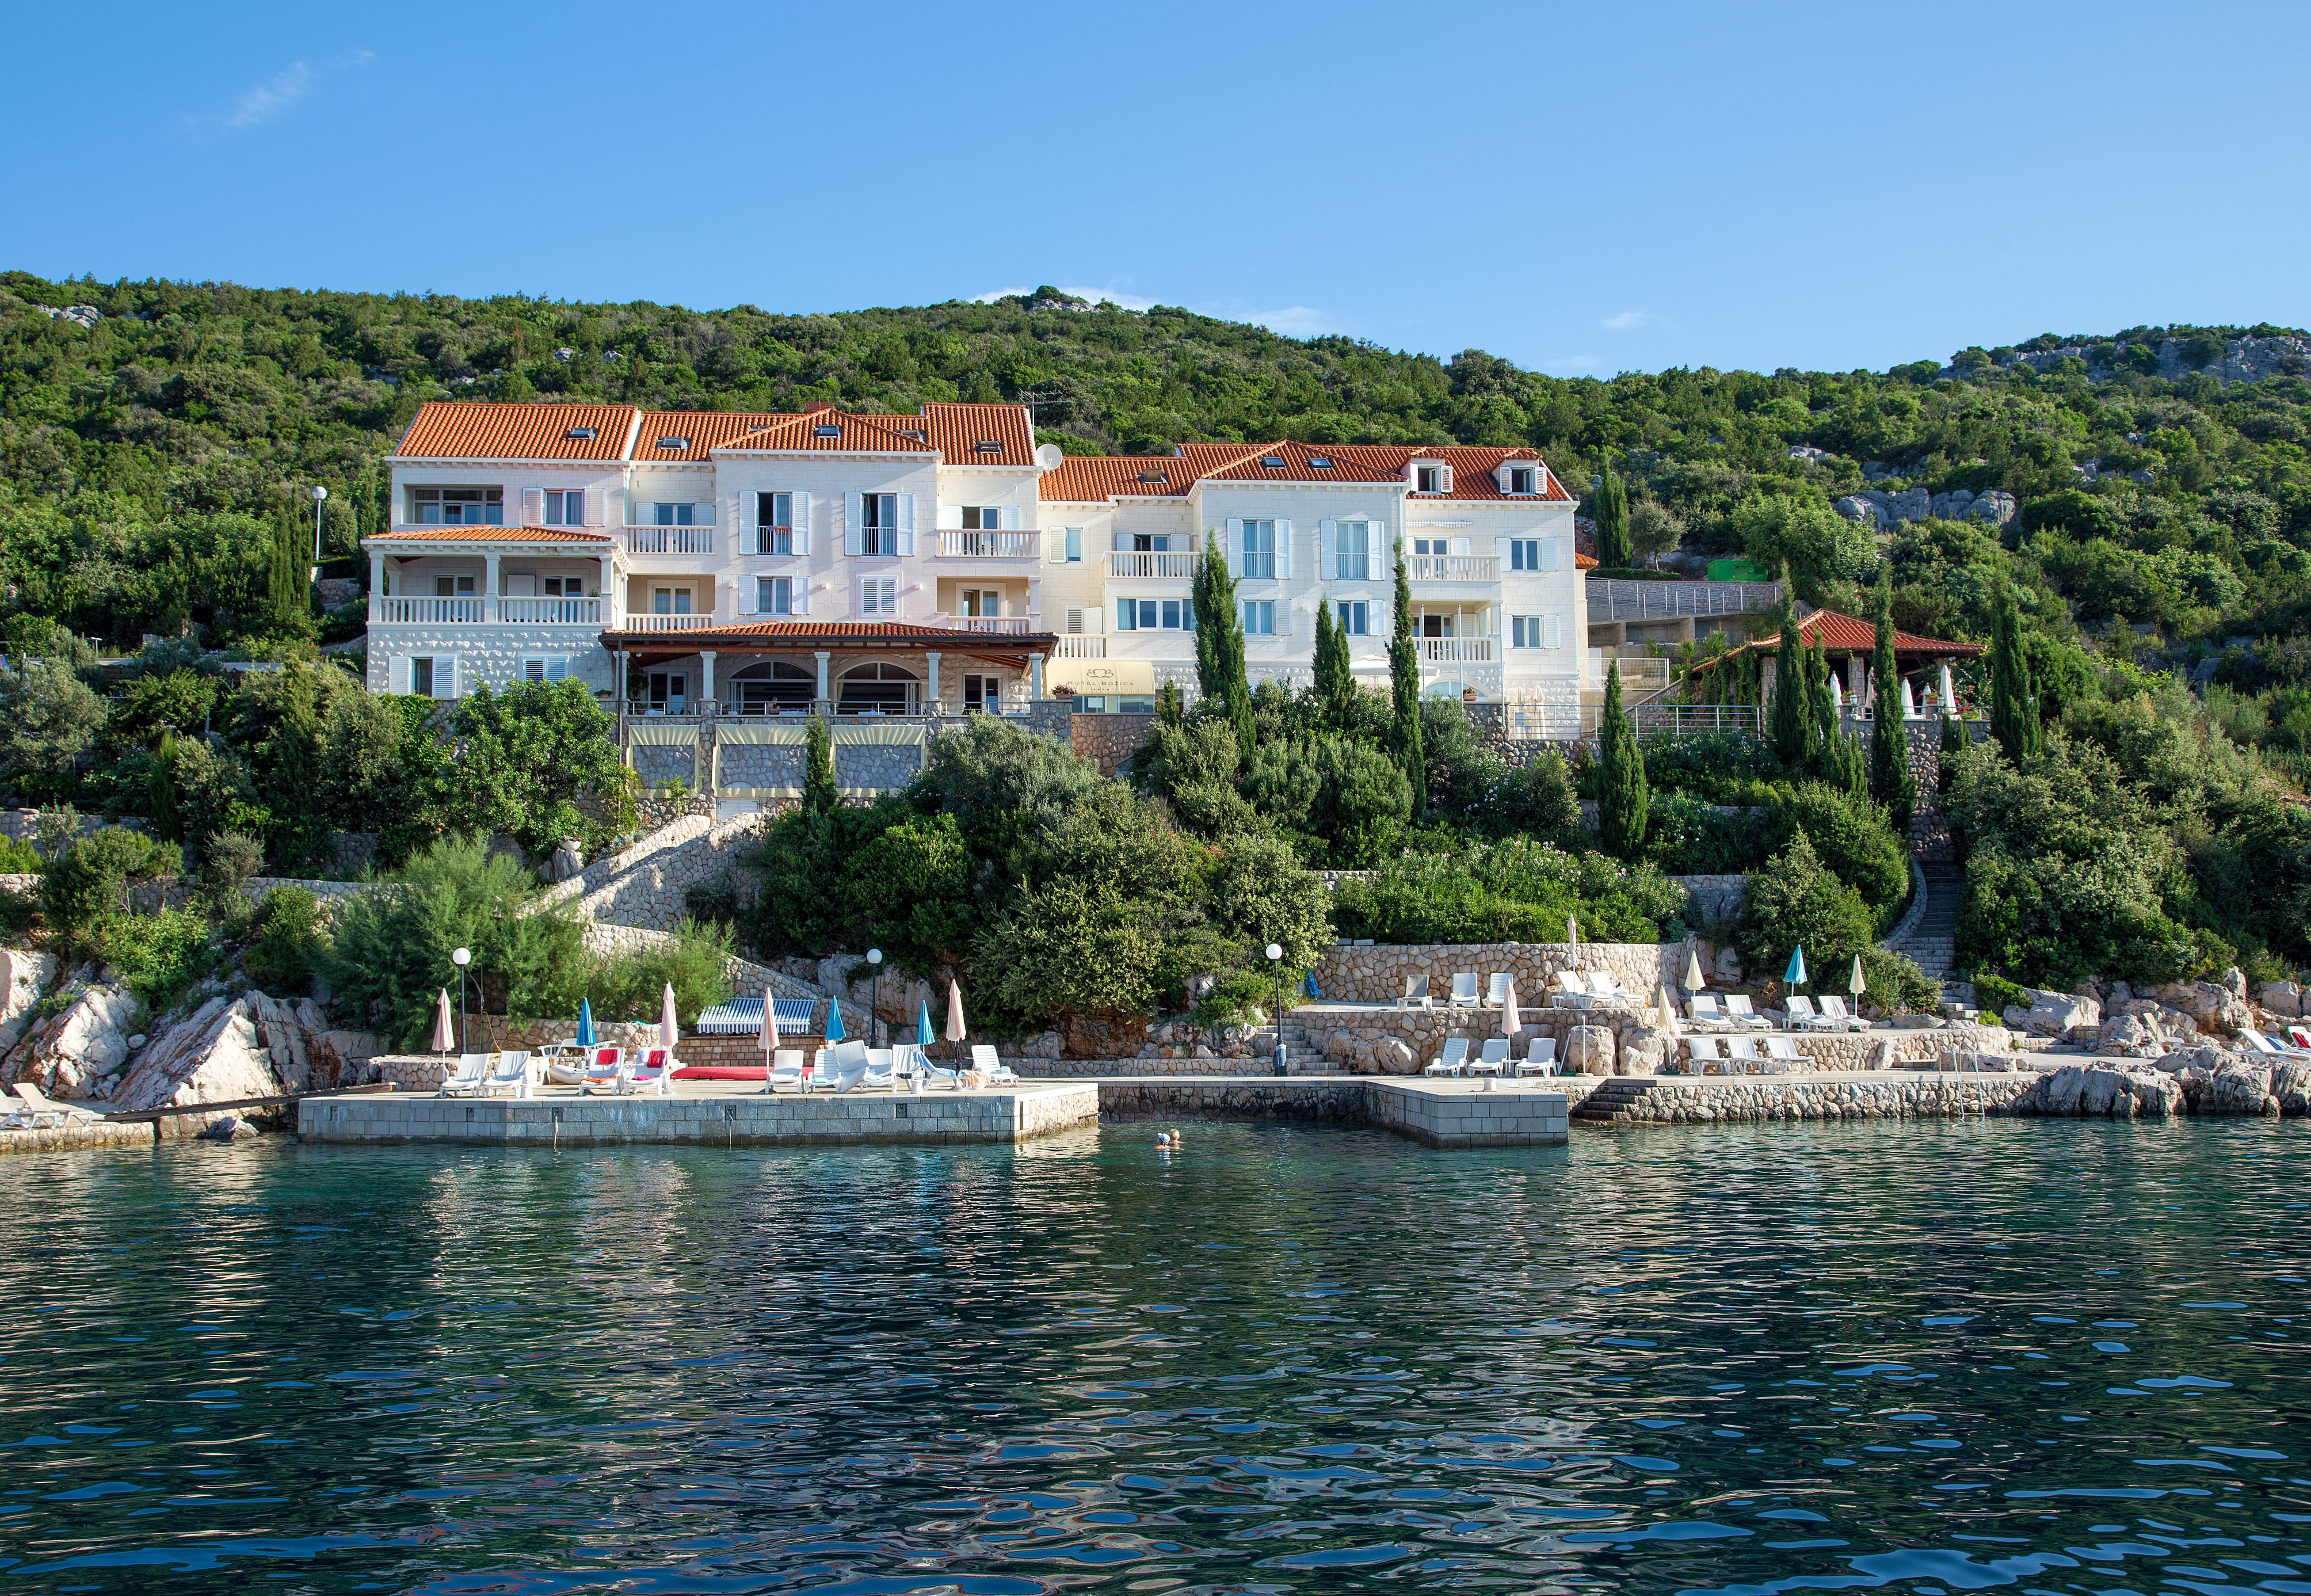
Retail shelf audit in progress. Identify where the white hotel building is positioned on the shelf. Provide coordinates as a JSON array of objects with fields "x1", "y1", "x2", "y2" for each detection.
[{"x1": 366, "y1": 400, "x2": 1592, "y2": 729}]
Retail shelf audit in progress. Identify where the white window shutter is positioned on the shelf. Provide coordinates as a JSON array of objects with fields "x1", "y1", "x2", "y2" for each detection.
[
  {"x1": 793, "y1": 584, "x2": 809, "y2": 616},
  {"x1": 740, "y1": 577, "x2": 757, "y2": 616},
  {"x1": 521, "y1": 488, "x2": 544, "y2": 525},
  {"x1": 937, "y1": 501, "x2": 961, "y2": 530},
  {"x1": 444, "y1": 657, "x2": 459, "y2": 698},
  {"x1": 1497, "y1": 463, "x2": 1512, "y2": 493},
  {"x1": 844, "y1": 493, "x2": 863, "y2": 556},
  {"x1": 391, "y1": 655, "x2": 410, "y2": 693},
  {"x1": 1438, "y1": 465, "x2": 1453, "y2": 494},
  {"x1": 1274, "y1": 519, "x2": 1292, "y2": 579},
  {"x1": 791, "y1": 491, "x2": 811, "y2": 553},
  {"x1": 1113, "y1": 530, "x2": 1132, "y2": 553},
  {"x1": 1450, "y1": 536, "x2": 1471, "y2": 558},
  {"x1": 1002, "y1": 505, "x2": 1021, "y2": 530},
  {"x1": 1542, "y1": 537, "x2": 1561, "y2": 572},
  {"x1": 897, "y1": 493, "x2": 916, "y2": 556},
  {"x1": 1496, "y1": 536, "x2": 1511, "y2": 570},
  {"x1": 1319, "y1": 520, "x2": 1337, "y2": 581},
  {"x1": 582, "y1": 490, "x2": 600, "y2": 526},
  {"x1": 1545, "y1": 613, "x2": 1563, "y2": 649}
]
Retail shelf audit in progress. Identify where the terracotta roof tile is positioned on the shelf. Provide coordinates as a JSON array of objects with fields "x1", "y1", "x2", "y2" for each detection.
[
  {"x1": 1038, "y1": 438, "x2": 1575, "y2": 503},
  {"x1": 633, "y1": 411, "x2": 790, "y2": 462},
  {"x1": 921, "y1": 402, "x2": 1037, "y2": 467},
  {"x1": 396, "y1": 402, "x2": 637, "y2": 461},
  {"x1": 1040, "y1": 454, "x2": 1198, "y2": 501},
  {"x1": 713, "y1": 411, "x2": 936, "y2": 454},
  {"x1": 1198, "y1": 440, "x2": 1405, "y2": 484},
  {"x1": 1722, "y1": 609, "x2": 1983, "y2": 658},
  {"x1": 368, "y1": 526, "x2": 615, "y2": 544}
]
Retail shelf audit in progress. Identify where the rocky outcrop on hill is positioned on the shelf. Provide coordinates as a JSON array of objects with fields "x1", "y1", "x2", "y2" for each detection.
[
  {"x1": 107, "y1": 993, "x2": 342, "y2": 1113},
  {"x1": 1834, "y1": 486, "x2": 2016, "y2": 529},
  {"x1": 2003, "y1": 1061, "x2": 2183, "y2": 1118}
]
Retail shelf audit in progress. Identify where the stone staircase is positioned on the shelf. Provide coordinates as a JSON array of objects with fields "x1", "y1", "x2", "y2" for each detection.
[
  {"x1": 1886, "y1": 861, "x2": 1962, "y2": 981},
  {"x1": 1571, "y1": 1076, "x2": 1663, "y2": 1124}
]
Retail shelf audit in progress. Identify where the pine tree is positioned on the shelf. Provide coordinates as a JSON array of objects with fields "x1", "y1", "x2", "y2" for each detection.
[
  {"x1": 1596, "y1": 659, "x2": 1649, "y2": 861},
  {"x1": 1868, "y1": 571, "x2": 1917, "y2": 833},
  {"x1": 1388, "y1": 538, "x2": 1424, "y2": 804},
  {"x1": 803, "y1": 713, "x2": 838, "y2": 815},
  {"x1": 1158, "y1": 678, "x2": 1184, "y2": 728},
  {"x1": 1593, "y1": 457, "x2": 1632, "y2": 570},
  {"x1": 1312, "y1": 598, "x2": 1356, "y2": 733},
  {"x1": 1769, "y1": 610, "x2": 1813, "y2": 768},
  {"x1": 149, "y1": 731, "x2": 182, "y2": 844},
  {"x1": 1987, "y1": 577, "x2": 2040, "y2": 764}
]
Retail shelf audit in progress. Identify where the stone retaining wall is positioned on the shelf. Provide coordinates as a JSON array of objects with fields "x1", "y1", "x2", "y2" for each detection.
[
  {"x1": 1314, "y1": 940, "x2": 1732, "y2": 1007},
  {"x1": 1071, "y1": 712, "x2": 1158, "y2": 776},
  {"x1": 1606, "y1": 1071, "x2": 2035, "y2": 1123}
]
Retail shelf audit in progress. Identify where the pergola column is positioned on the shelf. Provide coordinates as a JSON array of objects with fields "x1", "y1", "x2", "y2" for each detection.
[
  {"x1": 598, "y1": 550, "x2": 617, "y2": 620},
  {"x1": 1030, "y1": 653, "x2": 1045, "y2": 701},
  {"x1": 368, "y1": 550, "x2": 385, "y2": 603},
  {"x1": 926, "y1": 651, "x2": 942, "y2": 713},
  {"x1": 701, "y1": 650, "x2": 717, "y2": 712},
  {"x1": 483, "y1": 551, "x2": 501, "y2": 621},
  {"x1": 814, "y1": 650, "x2": 831, "y2": 711}
]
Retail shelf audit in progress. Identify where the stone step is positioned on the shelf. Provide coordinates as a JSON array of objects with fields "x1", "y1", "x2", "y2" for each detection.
[{"x1": 1571, "y1": 1076, "x2": 1663, "y2": 1123}]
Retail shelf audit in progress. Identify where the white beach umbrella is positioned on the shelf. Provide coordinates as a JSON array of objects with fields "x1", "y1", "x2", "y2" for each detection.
[
  {"x1": 431, "y1": 989, "x2": 455, "y2": 1054},
  {"x1": 1682, "y1": 945, "x2": 1706, "y2": 994},
  {"x1": 1500, "y1": 976, "x2": 1521, "y2": 1039},
  {"x1": 1654, "y1": 983, "x2": 1679, "y2": 1033},
  {"x1": 659, "y1": 983, "x2": 679, "y2": 1053},
  {"x1": 1566, "y1": 914, "x2": 1580, "y2": 970},
  {"x1": 1850, "y1": 954, "x2": 1868, "y2": 998},
  {"x1": 1938, "y1": 662, "x2": 1957, "y2": 714},
  {"x1": 1900, "y1": 677, "x2": 1918, "y2": 719},
  {"x1": 1828, "y1": 673, "x2": 1845, "y2": 711}
]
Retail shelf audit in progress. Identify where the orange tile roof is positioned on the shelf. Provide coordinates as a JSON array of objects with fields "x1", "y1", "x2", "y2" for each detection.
[
  {"x1": 1717, "y1": 609, "x2": 1983, "y2": 659},
  {"x1": 1040, "y1": 454, "x2": 1200, "y2": 501},
  {"x1": 1038, "y1": 439, "x2": 1574, "y2": 503},
  {"x1": 632, "y1": 411, "x2": 790, "y2": 462},
  {"x1": 369, "y1": 526, "x2": 616, "y2": 543},
  {"x1": 922, "y1": 402, "x2": 1037, "y2": 467},
  {"x1": 396, "y1": 402, "x2": 638, "y2": 461},
  {"x1": 713, "y1": 411, "x2": 937, "y2": 454},
  {"x1": 1198, "y1": 440, "x2": 1405, "y2": 484}
]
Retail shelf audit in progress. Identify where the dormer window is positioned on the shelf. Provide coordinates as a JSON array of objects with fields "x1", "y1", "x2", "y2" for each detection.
[
  {"x1": 1308, "y1": 455, "x2": 1332, "y2": 469},
  {"x1": 975, "y1": 440, "x2": 1003, "y2": 453},
  {"x1": 1261, "y1": 456, "x2": 1286, "y2": 469},
  {"x1": 1136, "y1": 470, "x2": 1167, "y2": 485},
  {"x1": 656, "y1": 435, "x2": 690, "y2": 452},
  {"x1": 1413, "y1": 462, "x2": 1451, "y2": 493},
  {"x1": 1505, "y1": 465, "x2": 1537, "y2": 495},
  {"x1": 907, "y1": 430, "x2": 927, "y2": 441},
  {"x1": 565, "y1": 427, "x2": 597, "y2": 441},
  {"x1": 814, "y1": 423, "x2": 843, "y2": 438}
]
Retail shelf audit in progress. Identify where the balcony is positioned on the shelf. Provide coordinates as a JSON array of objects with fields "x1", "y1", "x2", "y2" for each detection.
[
  {"x1": 498, "y1": 596, "x2": 604, "y2": 625},
  {"x1": 938, "y1": 531, "x2": 1038, "y2": 558},
  {"x1": 628, "y1": 613, "x2": 721, "y2": 632},
  {"x1": 1417, "y1": 637, "x2": 1495, "y2": 664},
  {"x1": 371, "y1": 596, "x2": 485, "y2": 625},
  {"x1": 940, "y1": 616, "x2": 1034, "y2": 635},
  {"x1": 371, "y1": 596, "x2": 607, "y2": 626},
  {"x1": 1053, "y1": 636, "x2": 1106, "y2": 659},
  {"x1": 625, "y1": 524, "x2": 715, "y2": 555},
  {"x1": 1107, "y1": 552, "x2": 1197, "y2": 579},
  {"x1": 1406, "y1": 555, "x2": 1499, "y2": 582},
  {"x1": 1587, "y1": 578, "x2": 1781, "y2": 621}
]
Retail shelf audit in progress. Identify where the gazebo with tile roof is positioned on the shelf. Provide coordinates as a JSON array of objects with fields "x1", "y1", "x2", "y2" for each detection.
[{"x1": 1697, "y1": 607, "x2": 1984, "y2": 717}]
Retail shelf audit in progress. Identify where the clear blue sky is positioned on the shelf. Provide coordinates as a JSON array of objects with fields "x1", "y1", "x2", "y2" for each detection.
[{"x1": 6, "y1": 0, "x2": 2305, "y2": 378}]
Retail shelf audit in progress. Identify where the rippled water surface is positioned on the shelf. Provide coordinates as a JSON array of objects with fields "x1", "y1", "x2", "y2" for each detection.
[{"x1": 0, "y1": 1118, "x2": 2306, "y2": 1595}]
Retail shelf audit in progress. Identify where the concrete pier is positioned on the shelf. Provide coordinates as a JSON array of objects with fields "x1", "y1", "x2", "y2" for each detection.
[{"x1": 1094, "y1": 1075, "x2": 1569, "y2": 1147}]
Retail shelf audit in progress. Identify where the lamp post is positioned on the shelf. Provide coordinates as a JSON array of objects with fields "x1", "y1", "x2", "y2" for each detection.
[
  {"x1": 1266, "y1": 942, "x2": 1285, "y2": 1076},
  {"x1": 309, "y1": 484, "x2": 328, "y2": 585},
  {"x1": 451, "y1": 946, "x2": 472, "y2": 1052},
  {"x1": 866, "y1": 948, "x2": 884, "y2": 1048}
]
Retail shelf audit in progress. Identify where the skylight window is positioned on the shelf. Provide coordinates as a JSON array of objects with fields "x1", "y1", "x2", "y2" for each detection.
[
  {"x1": 1261, "y1": 455, "x2": 1286, "y2": 469},
  {"x1": 656, "y1": 436, "x2": 690, "y2": 452},
  {"x1": 814, "y1": 423, "x2": 843, "y2": 438},
  {"x1": 975, "y1": 440, "x2": 1003, "y2": 453},
  {"x1": 565, "y1": 427, "x2": 597, "y2": 441},
  {"x1": 1307, "y1": 455, "x2": 1332, "y2": 469},
  {"x1": 1136, "y1": 471, "x2": 1168, "y2": 484}
]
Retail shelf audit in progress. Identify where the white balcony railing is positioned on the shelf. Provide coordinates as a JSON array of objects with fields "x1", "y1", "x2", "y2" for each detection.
[
  {"x1": 1417, "y1": 637, "x2": 1495, "y2": 664},
  {"x1": 625, "y1": 525, "x2": 715, "y2": 555},
  {"x1": 944, "y1": 616, "x2": 1033, "y2": 634},
  {"x1": 372, "y1": 596, "x2": 484, "y2": 625},
  {"x1": 1053, "y1": 636, "x2": 1106, "y2": 658},
  {"x1": 629, "y1": 613, "x2": 719, "y2": 632},
  {"x1": 497, "y1": 596, "x2": 604, "y2": 625},
  {"x1": 938, "y1": 531, "x2": 1039, "y2": 558},
  {"x1": 1406, "y1": 555, "x2": 1499, "y2": 582},
  {"x1": 1107, "y1": 552, "x2": 1197, "y2": 579}
]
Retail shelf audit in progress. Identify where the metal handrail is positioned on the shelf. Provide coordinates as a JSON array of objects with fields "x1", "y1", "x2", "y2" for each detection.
[{"x1": 1586, "y1": 579, "x2": 1781, "y2": 621}]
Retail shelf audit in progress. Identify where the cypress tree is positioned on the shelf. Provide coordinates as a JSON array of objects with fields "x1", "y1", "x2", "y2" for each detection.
[
  {"x1": 149, "y1": 731, "x2": 182, "y2": 844},
  {"x1": 1869, "y1": 571, "x2": 1917, "y2": 833},
  {"x1": 1769, "y1": 610, "x2": 1813, "y2": 768},
  {"x1": 1987, "y1": 577, "x2": 2040, "y2": 764},
  {"x1": 1593, "y1": 457, "x2": 1632, "y2": 570},
  {"x1": 268, "y1": 498, "x2": 304, "y2": 625},
  {"x1": 803, "y1": 713, "x2": 838, "y2": 815},
  {"x1": 1388, "y1": 538, "x2": 1423, "y2": 804},
  {"x1": 1158, "y1": 678, "x2": 1184, "y2": 728},
  {"x1": 1192, "y1": 541, "x2": 1253, "y2": 763},
  {"x1": 1313, "y1": 598, "x2": 1356, "y2": 733},
  {"x1": 1596, "y1": 659, "x2": 1649, "y2": 861}
]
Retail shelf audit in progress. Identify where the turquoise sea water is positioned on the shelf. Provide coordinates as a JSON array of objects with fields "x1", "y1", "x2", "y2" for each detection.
[{"x1": 0, "y1": 1118, "x2": 2304, "y2": 1594}]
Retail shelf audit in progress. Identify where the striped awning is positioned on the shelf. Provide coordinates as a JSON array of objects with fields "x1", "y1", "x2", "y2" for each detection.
[{"x1": 694, "y1": 995, "x2": 817, "y2": 1035}]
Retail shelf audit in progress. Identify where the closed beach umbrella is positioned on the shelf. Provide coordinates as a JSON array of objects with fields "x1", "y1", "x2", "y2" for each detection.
[
  {"x1": 1655, "y1": 983, "x2": 1679, "y2": 1033},
  {"x1": 431, "y1": 989, "x2": 454, "y2": 1054},
  {"x1": 1566, "y1": 914, "x2": 1580, "y2": 969},
  {"x1": 1850, "y1": 954, "x2": 1868, "y2": 998},
  {"x1": 1500, "y1": 976, "x2": 1521, "y2": 1039},
  {"x1": 1900, "y1": 677, "x2": 1918, "y2": 719},
  {"x1": 575, "y1": 998, "x2": 597, "y2": 1048},
  {"x1": 823, "y1": 996, "x2": 846, "y2": 1044},
  {"x1": 917, "y1": 1000, "x2": 935, "y2": 1048},
  {"x1": 945, "y1": 979, "x2": 967, "y2": 1045},
  {"x1": 658, "y1": 983, "x2": 679, "y2": 1053},
  {"x1": 1828, "y1": 673, "x2": 1845, "y2": 711},
  {"x1": 1939, "y1": 662, "x2": 1957, "y2": 713},
  {"x1": 1682, "y1": 945, "x2": 1705, "y2": 994},
  {"x1": 758, "y1": 994, "x2": 779, "y2": 1053},
  {"x1": 1785, "y1": 944, "x2": 1808, "y2": 989}
]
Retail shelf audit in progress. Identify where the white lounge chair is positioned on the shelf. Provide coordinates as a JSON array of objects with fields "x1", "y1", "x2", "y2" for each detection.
[
  {"x1": 858, "y1": 1049, "x2": 898, "y2": 1091},
  {"x1": 1524, "y1": 1036, "x2": 1559, "y2": 1076},
  {"x1": 1816, "y1": 996, "x2": 1870, "y2": 1032},
  {"x1": 10, "y1": 1082, "x2": 95, "y2": 1128},
  {"x1": 969, "y1": 1044, "x2": 1019, "y2": 1083},
  {"x1": 767, "y1": 1048, "x2": 806, "y2": 1092},
  {"x1": 1551, "y1": 971, "x2": 1590, "y2": 1009},
  {"x1": 1470, "y1": 1038, "x2": 1510, "y2": 1077},
  {"x1": 1784, "y1": 996, "x2": 1831, "y2": 1032},
  {"x1": 1485, "y1": 973, "x2": 1512, "y2": 1008},
  {"x1": 2291, "y1": 1024, "x2": 2311, "y2": 1052},
  {"x1": 576, "y1": 1046, "x2": 624, "y2": 1090},
  {"x1": 1448, "y1": 972, "x2": 1482, "y2": 1008},
  {"x1": 1727, "y1": 1036, "x2": 1763, "y2": 1074},
  {"x1": 628, "y1": 1048, "x2": 675, "y2": 1095},
  {"x1": 1425, "y1": 1037, "x2": 1471, "y2": 1077},
  {"x1": 480, "y1": 1051, "x2": 530, "y2": 1098},
  {"x1": 1724, "y1": 994, "x2": 1773, "y2": 1032},
  {"x1": 2241, "y1": 1028, "x2": 2311, "y2": 1061},
  {"x1": 437, "y1": 1053, "x2": 490, "y2": 1097},
  {"x1": 1686, "y1": 994, "x2": 1735, "y2": 1032},
  {"x1": 818, "y1": 1039, "x2": 869, "y2": 1093},
  {"x1": 1586, "y1": 971, "x2": 1632, "y2": 1005},
  {"x1": 1398, "y1": 972, "x2": 1431, "y2": 1011},
  {"x1": 1766, "y1": 1036, "x2": 1807, "y2": 1069},
  {"x1": 1685, "y1": 1035, "x2": 1731, "y2": 1075}
]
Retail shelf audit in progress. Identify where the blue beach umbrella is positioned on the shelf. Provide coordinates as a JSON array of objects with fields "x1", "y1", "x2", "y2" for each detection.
[
  {"x1": 917, "y1": 1001, "x2": 934, "y2": 1048},
  {"x1": 824, "y1": 998, "x2": 846, "y2": 1044},
  {"x1": 575, "y1": 998, "x2": 597, "y2": 1047},
  {"x1": 1784, "y1": 945, "x2": 1808, "y2": 989}
]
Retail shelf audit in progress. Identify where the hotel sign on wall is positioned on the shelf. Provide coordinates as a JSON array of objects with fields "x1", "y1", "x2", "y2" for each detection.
[{"x1": 1045, "y1": 659, "x2": 1156, "y2": 695}]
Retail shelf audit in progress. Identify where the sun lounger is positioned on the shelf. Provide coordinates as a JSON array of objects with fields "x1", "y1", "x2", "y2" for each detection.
[
  {"x1": 1449, "y1": 972, "x2": 1482, "y2": 1008},
  {"x1": 1816, "y1": 996, "x2": 1870, "y2": 1032},
  {"x1": 1684, "y1": 1035, "x2": 1731, "y2": 1075},
  {"x1": 2291, "y1": 1025, "x2": 2311, "y2": 1052},
  {"x1": 437, "y1": 1053, "x2": 490, "y2": 1097},
  {"x1": 1784, "y1": 996, "x2": 1832, "y2": 1032},
  {"x1": 818, "y1": 1038, "x2": 869, "y2": 1093},
  {"x1": 1398, "y1": 972, "x2": 1431, "y2": 1011},
  {"x1": 1424, "y1": 1036, "x2": 1471, "y2": 1077},
  {"x1": 1766, "y1": 1036, "x2": 1806, "y2": 1069},
  {"x1": 9, "y1": 1082, "x2": 94, "y2": 1128},
  {"x1": 858, "y1": 1049, "x2": 897, "y2": 1091},
  {"x1": 767, "y1": 1049, "x2": 805, "y2": 1091},
  {"x1": 1552, "y1": 971, "x2": 1590, "y2": 1009},
  {"x1": 1525, "y1": 1036, "x2": 1559, "y2": 1076},
  {"x1": 1469, "y1": 1038, "x2": 1510, "y2": 1077},
  {"x1": 969, "y1": 1044, "x2": 1019, "y2": 1084},
  {"x1": 2241, "y1": 1028, "x2": 2311, "y2": 1060},
  {"x1": 1727, "y1": 1036, "x2": 1765, "y2": 1074},
  {"x1": 1586, "y1": 971, "x2": 1632, "y2": 1005},
  {"x1": 1724, "y1": 994, "x2": 1773, "y2": 1032},
  {"x1": 1686, "y1": 994, "x2": 1734, "y2": 1032},
  {"x1": 628, "y1": 1048, "x2": 674, "y2": 1095},
  {"x1": 1486, "y1": 973, "x2": 1512, "y2": 1007},
  {"x1": 479, "y1": 1051, "x2": 530, "y2": 1098}
]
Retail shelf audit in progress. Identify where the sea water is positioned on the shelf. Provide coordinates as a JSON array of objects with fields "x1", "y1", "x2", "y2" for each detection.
[{"x1": 0, "y1": 1117, "x2": 2303, "y2": 1594}]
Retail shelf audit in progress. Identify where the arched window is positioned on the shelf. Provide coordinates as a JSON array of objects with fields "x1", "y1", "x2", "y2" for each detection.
[
  {"x1": 838, "y1": 661, "x2": 919, "y2": 716},
  {"x1": 730, "y1": 660, "x2": 814, "y2": 714}
]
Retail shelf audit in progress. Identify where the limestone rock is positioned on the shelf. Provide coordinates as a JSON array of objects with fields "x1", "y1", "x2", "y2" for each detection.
[
  {"x1": 2197, "y1": 1055, "x2": 2279, "y2": 1116},
  {"x1": 1834, "y1": 494, "x2": 1888, "y2": 528},
  {"x1": 0, "y1": 948, "x2": 54, "y2": 1032},
  {"x1": 2096, "y1": 1011, "x2": 2166, "y2": 1058},
  {"x1": 1617, "y1": 1024, "x2": 1670, "y2": 1075},
  {"x1": 14, "y1": 982, "x2": 137, "y2": 1097},
  {"x1": 2258, "y1": 980, "x2": 2302, "y2": 1018},
  {"x1": 1567, "y1": 1024, "x2": 1616, "y2": 1076},
  {"x1": 198, "y1": 1115, "x2": 259, "y2": 1142},
  {"x1": 547, "y1": 840, "x2": 584, "y2": 883},
  {"x1": 110, "y1": 997, "x2": 291, "y2": 1114},
  {"x1": 2008, "y1": 1062, "x2": 2181, "y2": 1118},
  {"x1": 2009, "y1": 989, "x2": 2100, "y2": 1037},
  {"x1": 1375, "y1": 1038, "x2": 1415, "y2": 1074},
  {"x1": 2273, "y1": 1061, "x2": 2311, "y2": 1117}
]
